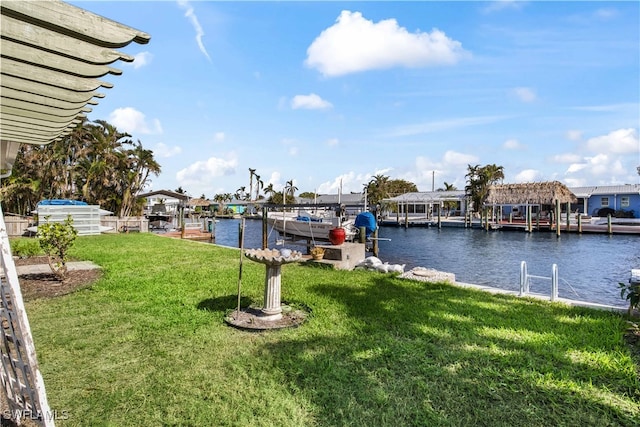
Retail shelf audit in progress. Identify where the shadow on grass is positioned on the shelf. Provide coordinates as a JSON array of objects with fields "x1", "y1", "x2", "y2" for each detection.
[
  {"x1": 197, "y1": 295, "x2": 254, "y2": 312},
  {"x1": 255, "y1": 274, "x2": 639, "y2": 426}
]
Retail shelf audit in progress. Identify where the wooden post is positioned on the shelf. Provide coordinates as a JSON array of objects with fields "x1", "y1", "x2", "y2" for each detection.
[
  {"x1": 607, "y1": 214, "x2": 613, "y2": 234},
  {"x1": 238, "y1": 219, "x2": 244, "y2": 248},
  {"x1": 555, "y1": 199, "x2": 561, "y2": 237},
  {"x1": 359, "y1": 227, "x2": 366, "y2": 244},
  {"x1": 578, "y1": 213, "x2": 582, "y2": 233},
  {"x1": 527, "y1": 205, "x2": 532, "y2": 232},
  {"x1": 404, "y1": 203, "x2": 409, "y2": 228},
  {"x1": 262, "y1": 207, "x2": 268, "y2": 249},
  {"x1": 536, "y1": 206, "x2": 540, "y2": 229},
  {"x1": 566, "y1": 202, "x2": 571, "y2": 232},
  {"x1": 373, "y1": 228, "x2": 379, "y2": 257},
  {"x1": 437, "y1": 204, "x2": 441, "y2": 229}
]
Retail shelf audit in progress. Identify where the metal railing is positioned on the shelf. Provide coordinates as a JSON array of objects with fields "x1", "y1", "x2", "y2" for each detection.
[{"x1": 519, "y1": 261, "x2": 559, "y2": 301}]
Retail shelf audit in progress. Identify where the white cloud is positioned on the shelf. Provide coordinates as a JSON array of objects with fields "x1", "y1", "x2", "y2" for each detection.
[
  {"x1": 566, "y1": 130, "x2": 582, "y2": 141},
  {"x1": 176, "y1": 154, "x2": 238, "y2": 186},
  {"x1": 503, "y1": 139, "x2": 524, "y2": 150},
  {"x1": 108, "y1": 107, "x2": 162, "y2": 135},
  {"x1": 132, "y1": 51, "x2": 152, "y2": 69},
  {"x1": 443, "y1": 150, "x2": 479, "y2": 165},
  {"x1": 288, "y1": 146, "x2": 299, "y2": 156},
  {"x1": 514, "y1": 169, "x2": 542, "y2": 182},
  {"x1": 566, "y1": 163, "x2": 587, "y2": 174},
  {"x1": 482, "y1": 1, "x2": 526, "y2": 14},
  {"x1": 152, "y1": 142, "x2": 182, "y2": 158},
  {"x1": 551, "y1": 153, "x2": 582, "y2": 163},
  {"x1": 386, "y1": 115, "x2": 509, "y2": 137},
  {"x1": 291, "y1": 94, "x2": 333, "y2": 110},
  {"x1": 177, "y1": 0, "x2": 211, "y2": 61},
  {"x1": 214, "y1": 132, "x2": 225, "y2": 142},
  {"x1": 593, "y1": 8, "x2": 618, "y2": 20},
  {"x1": 317, "y1": 171, "x2": 374, "y2": 194},
  {"x1": 305, "y1": 10, "x2": 468, "y2": 77},
  {"x1": 586, "y1": 128, "x2": 638, "y2": 154},
  {"x1": 326, "y1": 138, "x2": 339, "y2": 147},
  {"x1": 511, "y1": 87, "x2": 537, "y2": 103}
]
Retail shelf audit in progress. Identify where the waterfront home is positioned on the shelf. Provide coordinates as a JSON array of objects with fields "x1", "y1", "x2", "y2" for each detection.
[
  {"x1": 138, "y1": 190, "x2": 189, "y2": 218},
  {"x1": 381, "y1": 190, "x2": 469, "y2": 223},
  {"x1": 569, "y1": 184, "x2": 640, "y2": 218}
]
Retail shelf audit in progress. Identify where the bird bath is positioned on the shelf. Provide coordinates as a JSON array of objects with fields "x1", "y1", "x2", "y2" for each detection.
[
  {"x1": 225, "y1": 248, "x2": 308, "y2": 330},
  {"x1": 244, "y1": 248, "x2": 302, "y2": 320}
]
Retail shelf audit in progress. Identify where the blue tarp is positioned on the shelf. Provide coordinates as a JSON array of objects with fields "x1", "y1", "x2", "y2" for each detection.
[
  {"x1": 38, "y1": 199, "x2": 88, "y2": 206},
  {"x1": 354, "y1": 212, "x2": 377, "y2": 237}
]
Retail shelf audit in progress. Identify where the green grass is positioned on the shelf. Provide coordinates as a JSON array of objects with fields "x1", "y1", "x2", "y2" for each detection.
[{"x1": 14, "y1": 234, "x2": 640, "y2": 426}]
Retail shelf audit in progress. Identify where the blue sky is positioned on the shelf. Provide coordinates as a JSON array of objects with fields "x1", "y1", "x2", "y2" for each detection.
[{"x1": 72, "y1": 0, "x2": 639, "y2": 198}]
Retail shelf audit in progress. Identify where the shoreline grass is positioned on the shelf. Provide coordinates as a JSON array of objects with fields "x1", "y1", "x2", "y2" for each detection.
[{"x1": 17, "y1": 234, "x2": 640, "y2": 426}]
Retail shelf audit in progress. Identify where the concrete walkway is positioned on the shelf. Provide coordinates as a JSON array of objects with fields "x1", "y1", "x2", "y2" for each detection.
[{"x1": 14, "y1": 261, "x2": 100, "y2": 276}]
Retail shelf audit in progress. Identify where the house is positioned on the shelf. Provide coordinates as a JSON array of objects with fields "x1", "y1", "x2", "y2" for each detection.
[
  {"x1": 137, "y1": 190, "x2": 189, "y2": 217},
  {"x1": 569, "y1": 184, "x2": 640, "y2": 218}
]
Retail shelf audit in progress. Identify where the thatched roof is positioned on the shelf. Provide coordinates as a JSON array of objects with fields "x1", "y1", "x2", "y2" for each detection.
[
  {"x1": 188, "y1": 198, "x2": 212, "y2": 207},
  {"x1": 485, "y1": 181, "x2": 577, "y2": 205}
]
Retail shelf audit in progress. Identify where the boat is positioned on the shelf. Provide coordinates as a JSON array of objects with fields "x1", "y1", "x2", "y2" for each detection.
[{"x1": 266, "y1": 209, "x2": 357, "y2": 243}]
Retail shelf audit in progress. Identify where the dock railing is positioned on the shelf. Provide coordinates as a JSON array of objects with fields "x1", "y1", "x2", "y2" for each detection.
[{"x1": 520, "y1": 261, "x2": 559, "y2": 301}]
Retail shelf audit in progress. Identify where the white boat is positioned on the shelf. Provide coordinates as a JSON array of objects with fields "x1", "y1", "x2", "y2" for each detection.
[{"x1": 266, "y1": 210, "x2": 357, "y2": 242}]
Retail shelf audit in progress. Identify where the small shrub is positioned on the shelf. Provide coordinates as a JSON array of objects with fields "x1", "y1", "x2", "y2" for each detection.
[
  {"x1": 9, "y1": 238, "x2": 44, "y2": 258},
  {"x1": 619, "y1": 280, "x2": 640, "y2": 317},
  {"x1": 37, "y1": 215, "x2": 78, "y2": 280}
]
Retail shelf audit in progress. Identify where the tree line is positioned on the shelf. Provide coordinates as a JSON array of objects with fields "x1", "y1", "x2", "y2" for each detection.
[{"x1": 0, "y1": 119, "x2": 161, "y2": 217}]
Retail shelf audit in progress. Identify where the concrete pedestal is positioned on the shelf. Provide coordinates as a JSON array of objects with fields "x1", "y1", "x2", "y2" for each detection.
[
  {"x1": 262, "y1": 264, "x2": 283, "y2": 320},
  {"x1": 312, "y1": 242, "x2": 365, "y2": 270}
]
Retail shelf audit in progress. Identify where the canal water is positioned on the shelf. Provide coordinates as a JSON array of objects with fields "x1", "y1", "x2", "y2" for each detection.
[{"x1": 212, "y1": 218, "x2": 639, "y2": 308}]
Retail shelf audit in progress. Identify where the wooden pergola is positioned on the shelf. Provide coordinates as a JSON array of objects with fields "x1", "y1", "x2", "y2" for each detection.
[
  {"x1": 0, "y1": 1, "x2": 149, "y2": 425},
  {"x1": 0, "y1": 0, "x2": 150, "y2": 177}
]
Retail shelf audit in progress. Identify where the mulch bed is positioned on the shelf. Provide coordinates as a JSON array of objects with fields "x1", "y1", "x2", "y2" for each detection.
[{"x1": 12, "y1": 256, "x2": 101, "y2": 301}]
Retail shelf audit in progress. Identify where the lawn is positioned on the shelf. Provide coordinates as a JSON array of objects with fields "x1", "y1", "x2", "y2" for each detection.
[{"x1": 18, "y1": 233, "x2": 640, "y2": 426}]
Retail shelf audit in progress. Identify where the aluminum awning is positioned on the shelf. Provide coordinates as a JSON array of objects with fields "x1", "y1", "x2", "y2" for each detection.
[{"x1": 0, "y1": 0, "x2": 150, "y2": 177}]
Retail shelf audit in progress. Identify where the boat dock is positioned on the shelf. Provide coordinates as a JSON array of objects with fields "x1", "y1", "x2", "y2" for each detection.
[{"x1": 380, "y1": 216, "x2": 640, "y2": 235}]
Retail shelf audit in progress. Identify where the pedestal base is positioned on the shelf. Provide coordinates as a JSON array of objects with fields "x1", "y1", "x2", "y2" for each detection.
[{"x1": 224, "y1": 305, "x2": 308, "y2": 331}]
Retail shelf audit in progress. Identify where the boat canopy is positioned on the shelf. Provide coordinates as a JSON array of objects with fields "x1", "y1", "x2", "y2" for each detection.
[{"x1": 38, "y1": 199, "x2": 88, "y2": 206}]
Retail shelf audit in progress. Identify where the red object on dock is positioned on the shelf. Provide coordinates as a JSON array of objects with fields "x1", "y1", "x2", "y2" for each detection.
[{"x1": 329, "y1": 227, "x2": 346, "y2": 245}]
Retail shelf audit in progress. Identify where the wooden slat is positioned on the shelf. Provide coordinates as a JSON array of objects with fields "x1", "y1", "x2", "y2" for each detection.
[
  {"x1": 0, "y1": 87, "x2": 99, "y2": 110},
  {"x1": 0, "y1": 14, "x2": 133, "y2": 64},
  {"x1": 2, "y1": 58, "x2": 113, "y2": 92},
  {"x1": 0, "y1": 38, "x2": 122, "y2": 78},
  {"x1": 1, "y1": 74, "x2": 105, "y2": 103},
  {"x1": 1, "y1": 0, "x2": 151, "y2": 47},
  {"x1": 1, "y1": 97, "x2": 91, "y2": 118}
]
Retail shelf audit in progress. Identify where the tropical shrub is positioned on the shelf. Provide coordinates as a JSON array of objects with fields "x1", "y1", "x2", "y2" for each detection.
[
  {"x1": 9, "y1": 237, "x2": 44, "y2": 258},
  {"x1": 619, "y1": 279, "x2": 640, "y2": 317},
  {"x1": 37, "y1": 215, "x2": 78, "y2": 280}
]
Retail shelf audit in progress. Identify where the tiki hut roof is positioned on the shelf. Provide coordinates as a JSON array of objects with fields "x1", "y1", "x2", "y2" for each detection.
[
  {"x1": 485, "y1": 181, "x2": 577, "y2": 205},
  {"x1": 188, "y1": 198, "x2": 212, "y2": 207}
]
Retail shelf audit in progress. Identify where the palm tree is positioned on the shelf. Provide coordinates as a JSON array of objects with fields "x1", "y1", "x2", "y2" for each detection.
[
  {"x1": 364, "y1": 174, "x2": 390, "y2": 206},
  {"x1": 118, "y1": 140, "x2": 161, "y2": 217},
  {"x1": 465, "y1": 164, "x2": 504, "y2": 213},
  {"x1": 248, "y1": 168, "x2": 256, "y2": 201},
  {"x1": 254, "y1": 175, "x2": 263, "y2": 201},
  {"x1": 235, "y1": 186, "x2": 246, "y2": 201},
  {"x1": 263, "y1": 183, "x2": 276, "y2": 202},
  {"x1": 284, "y1": 179, "x2": 298, "y2": 204}
]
